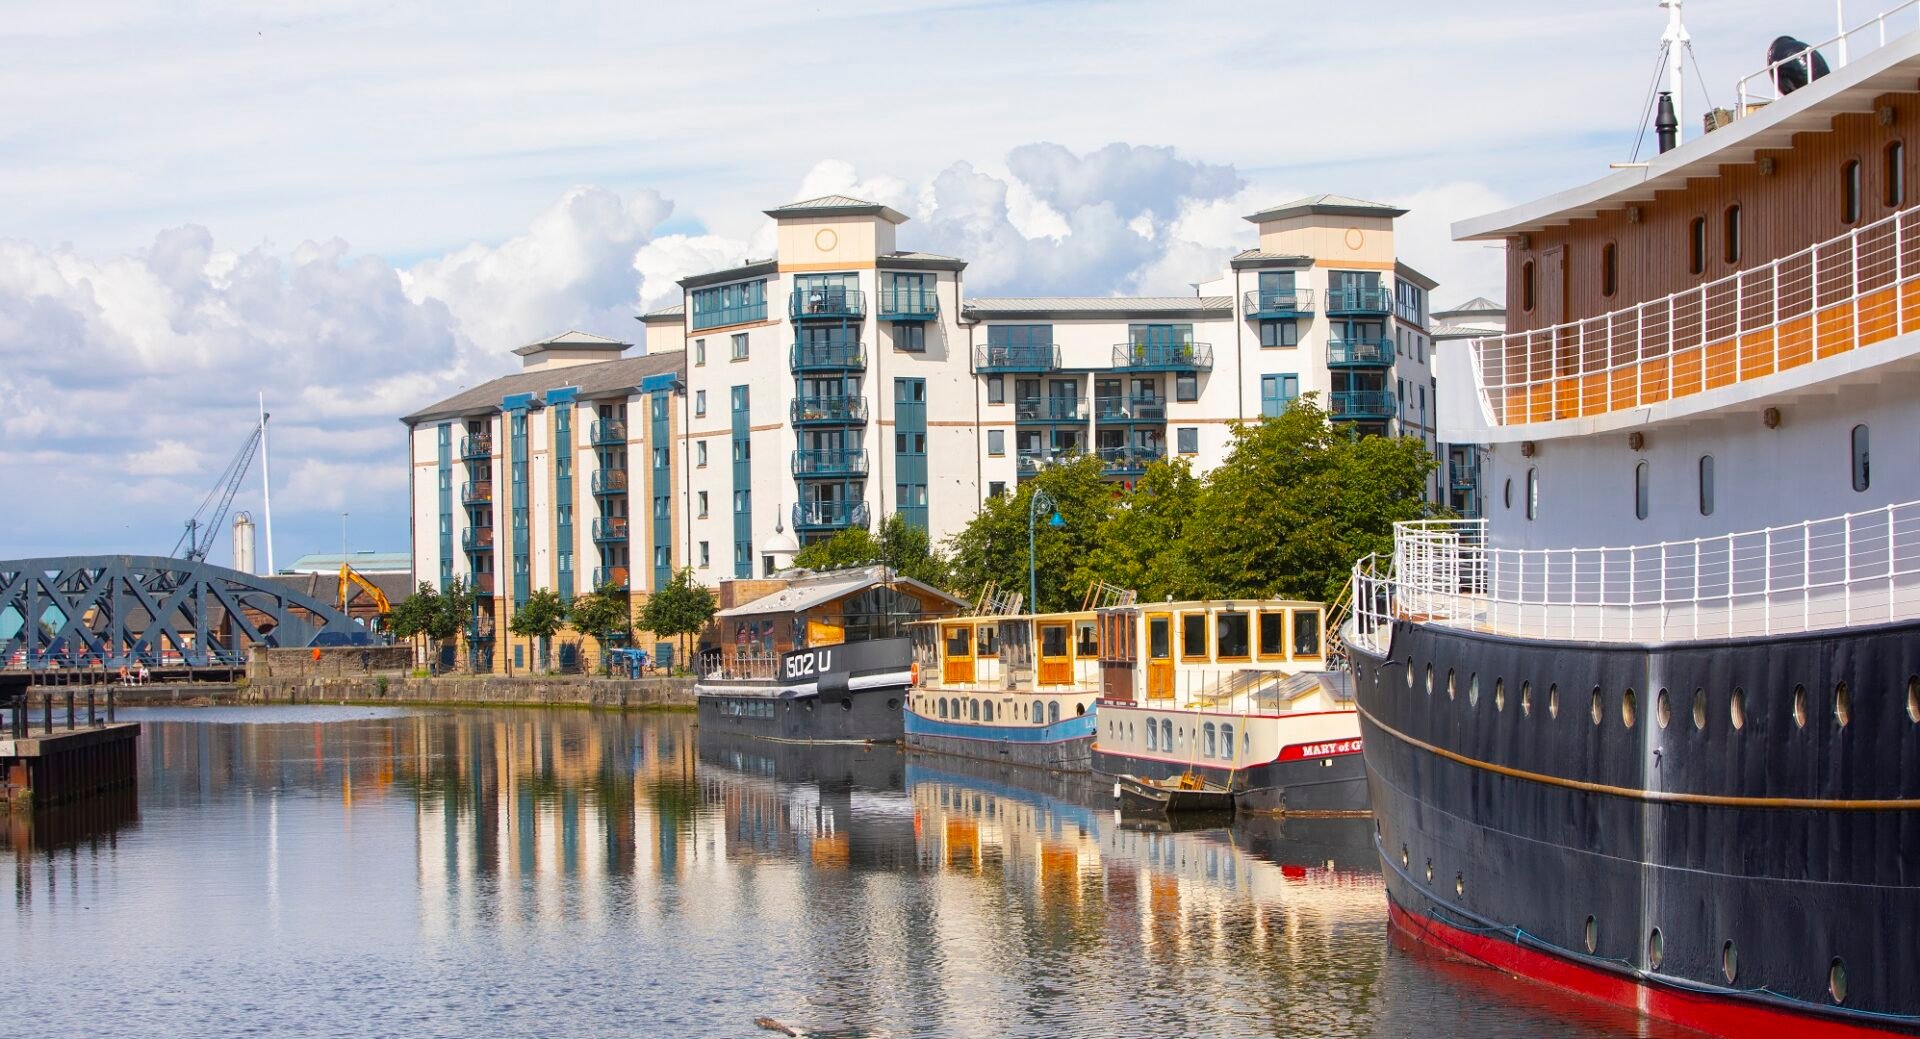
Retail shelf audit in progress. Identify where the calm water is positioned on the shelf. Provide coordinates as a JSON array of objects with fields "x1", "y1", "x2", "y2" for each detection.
[{"x1": 4, "y1": 706, "x2": 1695, "y2": 1038}]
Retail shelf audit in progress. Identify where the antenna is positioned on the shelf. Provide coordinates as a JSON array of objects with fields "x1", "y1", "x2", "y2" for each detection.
[
  {"x1": 1659, "y1": 0, "x2": 1690, "y2": 145},
  {"x1": 259, "y1": 391, "x2": 275, "y2": 574}
]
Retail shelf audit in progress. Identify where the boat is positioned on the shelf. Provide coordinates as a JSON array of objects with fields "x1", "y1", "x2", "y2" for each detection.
[
  {"x1": 1344, "y1": 6, "x2": 1920, "y2": 1033},
  {"x1": 1089, "y1": 598, "x2": 1368, "y2": 815},
  {"x1": 1112, "y1": 772, "x2": 1235, "y2": 816}
]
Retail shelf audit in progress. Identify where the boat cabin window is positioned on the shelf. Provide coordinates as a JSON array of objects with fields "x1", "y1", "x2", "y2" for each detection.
[
  {"x1": 1843, "y1": 159, "x2": 1862, "y2": 224},
  {"x1": 1031, "y1": 699, "x2": 1043, "y2": 723},
  {"x1": 1221, "y1": 723, "x2": 1235, "y2": 760},
  {"x1": 983, "y1": 701, "x2": 994, "y2": 722},
  {"x1": 938, "y1": 698, "x2": 949, "y2": 719},
  {"x1": 1852, "y1": 424, "x2": 1871, "y2": 492},
  {"x1": 1039, "y1": 623, "x2": 1069, "y2": 658},
  {"x1": 1148, "y1": 616, "x2": 1171, "y2": 659},
  {"x1": 1161, "y1": 719, "x2": 1173, "y2": 750},
  {"x1": 1181, "y1": 613, "x2": 1209, "y2": 661},
  {"x1": 1258, "y1": 611, "x2": 1287, "y2": 660},
  {"x1": 1048, "y1": 701, "x2": 1060, "y2": 723},
  {"x1": 1293, "y1": 611, "x2": 1321, "y2": 657},
  {"x1": 1075, "y1": 621, "x2": 1098, "y2": 656},
  {"x1": 1216, "y1": 612, "x2": 1250, "y2": 660},
  {"x1": 977, "y1": 624, "x2": 999, "y2": 657},
  {"x1": 944, "y1": 626, "x2": 971, "y2": 658},
  {"x1": 1099, "y1": 612, "x2": 1135, "y2": 661},
  {"x1": 970, "y1": 699, "x2": 980, "y2": 721},
  {"x1": 1203, "y1": 723, "x2": 1217, "y2": 757},
  {"x1": 1888, "y1": 141, "x2": 1906, "y2": 207},
  {"x1": 1147, "y1": 721, "x2": 1159, "y2": 751}
]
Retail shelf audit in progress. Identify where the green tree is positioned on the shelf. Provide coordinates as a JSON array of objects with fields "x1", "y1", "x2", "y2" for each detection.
[
  {"x1": 1077, "y1": 457, "x2": 1201, "y2": 601},
  {"x1": 568, "y1": 582, "x2": 632, "y2": 676},
  {"x1": 508, "y1": 587, "x2": 567, "y2": 672},
  {"x1": 792, "y1": 526, "x2": 882, "y2": 571},
  {"x1": 431, "y1": 578, "x2": 474, "y2": 665},
  {"x1": 639, "y1": 567, "x2": 717, "y2": 670},
  {"x1": 390, "y1": 580, "x2": 476, "y2": 670},
  {"x1": 388, "y1": 582, "x2": 440, "y2": 664},
  {"x1": 946, "y1": 455, "x2": 1116, "y2": 613},
  {"x1": 793, "y1": 512, "x2": 952, "y2": 588}
]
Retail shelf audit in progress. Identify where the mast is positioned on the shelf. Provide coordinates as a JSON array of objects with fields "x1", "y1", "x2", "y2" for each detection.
[
  {"x1": 1660, "y1": 0, "x2": 1690, "y2": 145},
  {"x1": 259, "y1": 391, "x2": 275, "y2": 575}
]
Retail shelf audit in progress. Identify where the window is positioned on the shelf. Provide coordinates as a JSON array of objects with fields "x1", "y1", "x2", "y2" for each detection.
[
  {"x1": 1221, "y1": 723, "x2": 1234, "y2": 760},
  {"x1": 694, "y1": 389, "x2": 706, "y2": 417},
  {"x1": 690, "y1": 279, "x2": 767, "y2": 330},
  {"x1": 1175, "y1": 372, "x2": 1197, "y2": 401},
  {"x1": 987, "y1": 376, "x2": 1005, "y2": 404},
  {"x1": 732, "y1": 440, "x2": 750, "y2": 462},
  {"x1": 729, "y1": 332, "x2": 749, "y2": 360},
  {"x1": 1521, "y1": 260, "x2": 1536, "y2": 311},
  {"x1": 1147, "y1": 720, "x2": 1159, "y2": 751},
  {"x1": 1689, "y1": 216, "x2": 1707, "y2": 275},
  {"x1": 938, "y1": 698, "x2": 948, "y2": 719},
  {"x1": 1215, "y1": 612, "x2": 1250, "y2": 659},
  {"x1": 1504, "y1": 478, "x2": 1513, "y2": 510},
  {"x1": 653, "y1": 446, "x2": 667, "y2": 469},
  {"x1": 982, "y1": 701, "x2": 993, "y2": 722},
  {"x1": 987, "y1": 429, "x2": 1005, "y2": 456},
  {"x1": 1258, "y1": 611, "x2": 1285, "y2": 659},
  {"x1": 896, "y1": 323, "x2": 925, "y2": 352},
  {"x1": 1525, "y1": 467, "x2": 1539, "y2": 520},
  {"x1": 1724, "y1": 205, "x2": 1741, "y2": 264},
  {"x1": 1259, "y1": 320, "x2": 1298, "y2": 347},
  {"x1": 1260, "y1": 374, "x2": 1299, "y2": 418},
  {"x1": 969, "y1": 699, "x2": 980, "y2": 721},
  {"x1": 1601, "y1": 242, "x2": 1617, "y2": 298},
  {"x1": 1293, "y1": 611, "x2": 1320, "y2": 656},
  {"x1": 696, "y1": 441, "x2": 708, "y2": 467},
  {"x1": 1181, "y1": 613, "x2": 1208, "y2": 660},
  {"x1": 1030, "y1": 699, "x2": 1043, "y2": 723},
  {"x1": 1177, "y1": 427, "x2": 1198, "y2": 455},
  {"x1": 1888, "y1": 141, "x2": 1906, "y2": 207},
  {"x1": 698, "y1": 541, "x2": 709, "y2": 567},
  {"x1": 1203, "y1": 723, "x2": 1217, "y2": 758},
  {"x1": 730, "y1": 386, "x2": 749, "y2": 412},
  {"x1": 697, "y1": 491, "x2": 709, "y2": 518},
  {"x1": 988, "y1": 481, "x2": 1006, "y2": 498},
  {"x1": 694, "y1": 339, "x2": 706, "y2": 365},
  {"x1": 1852, "y1": 424, "x2": 1871, "y2": 491},
  {"x1": 1634, "y1": 461, "x2": 1650, "y2": 520},
  {"x1": 1698, "y1": 455, "x2": 1715, "y2": 516},
  {"x1": 1843, "y1": 159, "x2": 1862, "y2": 224},
  {"x1": 1048, "y1": 701, "x2": 1060, "y2": 724}
]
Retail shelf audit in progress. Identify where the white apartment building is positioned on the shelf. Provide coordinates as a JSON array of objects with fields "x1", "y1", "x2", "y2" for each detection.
[{"x1": 403, "y1": 193, "x2": 1439, "y2": 672}]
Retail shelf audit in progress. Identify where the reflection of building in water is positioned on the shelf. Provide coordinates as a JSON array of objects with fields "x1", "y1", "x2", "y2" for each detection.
[{"x1": 695, "y1": 728, "x2": 915, "y2": 873}]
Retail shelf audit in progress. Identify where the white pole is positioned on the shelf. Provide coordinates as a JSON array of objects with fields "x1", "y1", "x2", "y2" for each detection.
[
  {"x1": 259, "y1": 391, "x2": 275, "y2": 575},
  {"x1": 1662, "y1": 0, "x2": 1690, "y2": 144},
  {"x1": 1837, "y1": 0, "x2": 1850, "y2": 68}
]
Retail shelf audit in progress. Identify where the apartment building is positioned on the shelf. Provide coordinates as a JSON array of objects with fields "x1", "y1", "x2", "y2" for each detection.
[
  {"x1": 403, "y1": 193, "x2": 1441, "y2": 671},
  {"x1": 1430, "y1": 295, "x2": 1506, "y2": 518}
]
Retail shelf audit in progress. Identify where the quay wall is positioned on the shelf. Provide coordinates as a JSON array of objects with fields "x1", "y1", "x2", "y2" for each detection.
[
  {"x1": 249, "y1": 646, "x2": 414, "y2": 679},
  {"x1": 239, "y1": 675, "x2": 695, "y2": 709}
]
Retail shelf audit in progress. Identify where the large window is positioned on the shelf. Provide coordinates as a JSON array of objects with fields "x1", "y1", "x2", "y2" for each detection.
[
  {"x1": 1181, "y1": 613, "x2": 1208, "y2": 661},
  {"x1": 1260, "y1": 374, "x2": 1299, "y2": 418},
  {"x1": 1259, "y1": 320, "x2": 1298, "y2": 347},
  {"x1": 1177, "y1": 427, "x2": 1198, "y2": 455},
  {"x1": 1215, "y1": 612, "x2": 1250, "y2": 660},
  {"x1": 895, "y1": 323, "x2": 925, "y2": 352},
  {"x1": 690, "y1": 279, "x2": 767, "y2": 330}
]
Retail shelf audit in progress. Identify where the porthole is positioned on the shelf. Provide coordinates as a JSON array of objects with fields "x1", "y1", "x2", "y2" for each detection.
[
  {"x1": 1792, "y1": 684, "x2": 1808, "y2": 729},
  {"x1": 1830, "y1": 958, "x2": 1849, "y2": 1004},
  {"x1": 1521, "y1": 681, "x2": 1532, "y2": 717},
  {"x1": 1468, "y1": 673, "x2": 1479, "y2": 707},
  {"x1": 1401, "y1": 845, "x2": 1410, "y2": 868},
  {"x1": 1909, "y1": 676, "x2": 1919, "y2": 723},
  {"x1": 1730, "y1": 687, "x2": 1747, "y2": 730},
  {"x1": 1405, "y1": 658, "x2": 1415, "y2": 688},
  {"x1": 1494, "y1": 678, "x2": 1506, "y2": 712},
  {"x1": 1834, "y1": 682, "x2": 1851, "y2": 728},
  {"x1": 1590, "y1": 686, "x2": 1604, "y2": 726},
  {"x1": 1656, "y1": 688, "x2": 1671, "y2": 729},
  {"x1": 1426, "y1": 663, "x2": 1435, "y2": 696},
  {"x1": 1447, "y1": 669, "x2": 1456, "y2": 701},
  {"x1": 887, "y1": 698, "x2": 900, "y2": 710},
  {"x1": 1425, "y1": 859, "x2": 1433, "y2": 883},
  {"x1": 1648, "y1": 928, "x2": 1665, "y2": 970},
  {"x1": 1692, "y1": 688, "x2": 1707, "y2": 731},
  {"x1": 1584, "y1": 915, "x2": 1597, "y2": 954},
  {"x1": 1455, "y1": 873, "x2": 1465, "y2": 898},
  {"x1": 1722, "y1": 940, "x2": 1739, "y2": 982},
  {"x1": 1622, "y1": 688, "x2": 1637, "y2": 729},
  {"x1": 841, "y1": 698, "x2": 853, "y2": 711},
  {"x1": 1549, "y1": 683, "x2": 1560, "y2": 719}
]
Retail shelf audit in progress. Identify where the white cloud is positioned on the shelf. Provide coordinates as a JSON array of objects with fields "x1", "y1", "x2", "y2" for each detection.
[{"x1": 124, "y1": 439, "x2": 206, "y2": 477}]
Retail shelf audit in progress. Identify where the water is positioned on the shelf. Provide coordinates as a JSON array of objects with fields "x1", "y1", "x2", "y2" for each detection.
[{"x1": 5, "y1": 706, "x2": 1695, "y2": 1038}]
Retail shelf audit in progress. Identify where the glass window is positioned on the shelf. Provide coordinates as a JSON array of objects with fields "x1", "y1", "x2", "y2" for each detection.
[
  {"x1": 1220, "y1": 723, "x2": 1234, "y2": 760},
  {"x1": 1161, "y1": 719, "x2": 1173, "y2": 751},
  {"x1": 1216, "y1": 612, "x2": 1250, "y2": 658},
  {"x1": 1293, "y1": 611, "x2": 1321, "y2": 656},
  {"x1": 1175, "y1": 372, "x2": 1197, "y2": 401},
  {"x1": 1181, "y1": 613, "x2": 1208, "y2": 660},
  {"x1": 988, "y1": 376, "x2": 1005, "y2": 404},
  {"x1": 988, "y1": 481, "x2": 1006, "y2": 498},
  {"x1": 698, "y1": 541, "x2": 709, "y2": 567},
  {"x1": 896, "y1": 323, "x2": 925, "y2": 352},
  {"x1": 1504, "y1": 478, "x2": 1513, "y2": 510},
  {"x1": 1699, "y1": 455, "x2": 1715, "y2": 516},
  {"x1": 1853, "y1": 424, "x2": 1871, "y2": 491},
  {"x1": 1203, "y1": 723, "x2": 1217, "y2": 758},
  {"x1": 938, "y1": 698, "x2": 948, "y2": 719},
  {"x1": 694, "y1": 339, "x2": 705, "y2": 365},
  {"x1": 1148, "y1": 616, "x2": 1170, "y2": 659},
  {"x1": 731, "y1": 333, "x2": 749, "y2": 359},
  {"x1": 695, "y1": 389, "x2": 706, "y2": 417},
  {"x1": 1889, "y1": 142, "x2": 1906, "y2": 207},
  {"x1": 696, "y1": 441, "x2": 708, "y2": 466},
  {"x1": 945, "y1": 626, "x2": 971, "y2": 657},
  {"x1": 1147, "y1": 720, "x2": 1159, "y2": 751},
  {"x1": 1521, "y1": 260, "x2": 1535, "y2": 311},
  {"x1": 1031, "y1": 699, "x2": 1043, "y2": 723},
  {"x1": 978, "y1": 625, "x2": 999, "y2": 657},
  {"x1": 697, "y1": 491, "x2": 708, "y2": 518},
  {"x1": 1075, "y1": 621, "x2": 1098, "y2": 656},
  {"x1": 1723, "y1": 205, "x2": 1741, "y2": 264},
  {"x1": 969, "y1": 699, "x2": 980, "y2": 721},
  {"x1": 1177, "y1": 427, "x2": 1198, "y2": 454},
  {"x1": 1689, "y1": 217, "x2": 1707, "y2": 275},
  {"x1": 1525, "y1": 468, "x2": 1539, "y2": 520},
  {"x1": 1040, "y1": 624, "x2": 1068, "y2": 657},
  {"x1": 1260, "y1": 374, "x2": 1300, "y2": 418},
  {"x1": 1258, "y1": 611, "x2": 1285, "y2": 657},
  {"x1": 1259, "y1": 320, "x2": 1298, "y2": 347},
  {"x1": 1048, "y1": 701, "x2": 1060, "y2": 724},
  {"x1": 987, "y1": 429, "x2": 1005, "y2": 455},
  {"x1": 1844, "y1": 159, "x2": 1862, "y2": 224},
  {"x1": 1601, "y1": 242, "x2": 1617, "y2": 298},
  {"x1": 1635, "y1": 461, "x2": 1650, "y2": 520}
]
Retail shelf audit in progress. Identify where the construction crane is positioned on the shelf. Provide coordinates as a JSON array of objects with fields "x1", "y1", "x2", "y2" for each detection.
[
  {"x1": 170, "y1": 416, "x2": 266, "y2": 563},
  {"x1": 338, "y1": 563, "x2": 393, "y2": 628}
]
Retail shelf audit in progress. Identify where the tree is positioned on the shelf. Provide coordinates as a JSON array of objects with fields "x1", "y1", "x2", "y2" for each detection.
[
  {"x1": 793, "y1": 525, "x2": 882, "y2": 572},
  {"x1": 946, "y1": 455, "x2": 1116, "y2": 613},
  {"x1": 431, "y1": 579, "x2": 474, "y2": 667},
  {"x1": 793, "y1": 512, "x2": 952, "y2": 588},
  {"x1": 388, "y1": 582, "x2": 439, "y2": 664},
  {"x1": 1077, "y1": 457, "x2": 1201, "y2": 602},
  {"x1": 640, "y1": 567, "x2": 717, "y2": 671},
  {"x1": 508, "y1": 588, "x2": 567, "y2": 672},
  {"x1": 390, "y1": 580, "x2": 476, "y2": 671},
  {"x1": 568, "y1": 582, "x2": 632, "y2": 676}
]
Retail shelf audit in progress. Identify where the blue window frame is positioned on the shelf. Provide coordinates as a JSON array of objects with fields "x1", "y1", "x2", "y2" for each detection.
[
  {"x1": 690, "y1": 279, "x2": 767, "y2": 330},
  {"x1": 1260, "y1": 374, "x2": 1300, "y2": 418}
]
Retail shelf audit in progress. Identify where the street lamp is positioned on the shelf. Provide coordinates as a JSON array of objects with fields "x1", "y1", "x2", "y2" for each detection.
[{"x1": 1028, "y1": 488, "x2": 1065, "y2": 613}]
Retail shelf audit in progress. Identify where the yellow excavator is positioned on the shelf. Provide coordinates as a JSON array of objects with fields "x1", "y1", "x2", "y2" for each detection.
[{"x1": 338, "y1": 563, "x2": 393, "y2": 630}]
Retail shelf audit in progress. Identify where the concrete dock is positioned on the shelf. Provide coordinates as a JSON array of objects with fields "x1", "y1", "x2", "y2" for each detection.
[{"x1": 2, "y1": 693, "x2": 139, "y2": 809}]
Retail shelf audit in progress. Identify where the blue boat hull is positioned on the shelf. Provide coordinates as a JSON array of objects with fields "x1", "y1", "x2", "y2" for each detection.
[{"x1": 903, "y1": 708, "x2": 1096, "y2": 771}]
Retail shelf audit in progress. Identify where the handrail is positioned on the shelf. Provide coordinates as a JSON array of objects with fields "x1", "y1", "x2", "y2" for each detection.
[
  {"x1": 590, "y1": 468, "x2": 628, "y2": 494},
  {"x1": 1327, "y1": 337, "x2": 1394, "y2": 365},
  {"x1": 1735, "y1": 1, "x2": 1920, "y2": 113},
  {"x1": 1015, "y1": 396, "x2": 1088, "y2": 421},
  {"x1": 790, "y1": 396, "x2": 869, "y2": 423},
  {"x1": 877, "y1": 289, "x2": 939, "y2": 317},
  {"x1": 1243, "y1": 288, "x2": 1315, "y2": 314},
  {"x1": 1469, "y1": 203, "x2": 1920, "y2": 427},
  {"x1": 790, "y1": 341, "x2": 866, "y2": 369},
  {"x1": 789, "y1": 288, "x2": 865, "y2": 319},
  {"x1": 1349, "y1": 502, "x2": 1920, "y2": 647},
  {"x1": 589, "y1": 420, "x2": 626, "y2": 444},
  {"x1": 592, "y1": 517, "x2": 629, "y2": 540},
  {"x1": 793, "y1": 500, "x2": 870, "y2": 528},
  {"x1": 1112, "y1": 342, "x2": 1214, "y2": 370},
  {"x1": 974, "y1": 344, "x2": 1061, "y2": 371},
  {"x1": 791, "y1": 448, "x2": 869, "y2": 475}
]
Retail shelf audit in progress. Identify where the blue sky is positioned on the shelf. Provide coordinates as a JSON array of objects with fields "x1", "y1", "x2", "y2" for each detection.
[{"x1": 0, "y1": 0, "x2": 1821, "y2": 566}]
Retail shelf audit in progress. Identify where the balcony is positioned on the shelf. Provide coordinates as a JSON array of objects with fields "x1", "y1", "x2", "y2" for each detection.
[
  {"x1": 461, "y1": 527, "x2": 495, "y2": 552},
  {"x1": 1244, "y1": 288, "x2": 1315, "y2": 319},
  {"x1": 1325, "y1": 285, "x2": 1392, "y2": 316},
  {"x1": 790, "y1": 287, "x2": 865, "y2": 321},
  {"x1": 590, "y1": 468, "x2": 628, "y2": 495},
  {"x1": 1112, "y1": 342, "x2": 1214, "y2": 371},
  {"x1": 974, "y1": 344, "x2": 1060, "y2": 372},
  {"x1": 460, "y1": 480, "x2": 493, "y2": 505},
  {"x1": 877, "y1": 289, "x2": 939, "y2": 322},
  {"x1": 1098, "y1": 446, "x2": 1161, "y2": 477},
  {"x1": 793, "y1": 500, "x2": 871, "y2": 531},
  {"x1": 592, "y1": 516, "x2": 630, "y2": 543},
  {"x1": 1015, "y1": 396, "x2": 1088, "y2": 423},
  {"x1": 590, "y1": 419, "x2": 627, "y2": 445},
  {"x1": 690, "y1": 300, "x2": 768, "y2": 331},
  {"x1": 1094, "y1": 395, "x2": 1166, "y2": 422},
  {"x1": 1329, "y1": 390, "x2": 1398, "y2": 421},
  {"x1": 470, "y1": 573, "x2": 496, "y2": 597},
  {"x1": 790, "y1": 396, "x2": 868, "y2": 425},
  {"x1": 791, "y1": 449, "x2": 868, "y2": 478},
  {"x1": 591, "y1": 566, "x2": 630, "y2": 592},
  {"x1": 790, "y1": 341, "x2": 866, "y2": 371},
  {"x1": 1327, "y1": 337, "x2": 1394, "y2": 367},
  {"x1": 459, "y1": 433, "x2": 492, "y2": 459}
]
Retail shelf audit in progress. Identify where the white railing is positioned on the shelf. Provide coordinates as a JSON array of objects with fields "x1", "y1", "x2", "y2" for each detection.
[
  {"x1": 1349, "y1": 504, "x2": 1920, "y2": 649},
  {"x1": 1736, "y1": 1, "x2": 1920, "y2": 114},
  {"x1": 1473, "y1": 204, "x2": 1920, "y2": 426}
]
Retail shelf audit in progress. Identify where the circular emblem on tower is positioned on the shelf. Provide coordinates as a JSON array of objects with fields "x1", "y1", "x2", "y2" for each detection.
[
  {"x1": 1344, "y1": 227, "x2": 1365, "y2": 251},
  {"x1": 815, "y1": 228, "x2": 839, "y2": 251}
]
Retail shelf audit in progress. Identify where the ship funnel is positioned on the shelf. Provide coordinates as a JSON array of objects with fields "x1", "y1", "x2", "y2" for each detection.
[{"x1": 1655, "y1": 91, "x2": 1679, "y2": 153}]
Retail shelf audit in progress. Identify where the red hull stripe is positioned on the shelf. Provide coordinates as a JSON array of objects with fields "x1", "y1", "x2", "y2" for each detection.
[{"x1": 1387, "y1": 900, "x2": 1903, "y2": 1038}]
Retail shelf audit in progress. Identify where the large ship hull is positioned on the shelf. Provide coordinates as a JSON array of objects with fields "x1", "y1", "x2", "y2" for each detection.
[
  {"x1": 695, "y1": 637, "x2": 914, "y2": 744},
  {"x1": 902, "y1": 708, "x2": 1095, "y2": 771},
  {"x1": 1350, "y1": 619, "x2": 1920, "y2": 1036}
]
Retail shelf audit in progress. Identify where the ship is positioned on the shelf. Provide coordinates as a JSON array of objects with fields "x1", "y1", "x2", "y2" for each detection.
[
  {"x1": 1345, "y1": 4, "x2": 1920, "y2": 1033},
  {"x1": 903, "y1": 604, "x2": 1104, "y2": 769}
]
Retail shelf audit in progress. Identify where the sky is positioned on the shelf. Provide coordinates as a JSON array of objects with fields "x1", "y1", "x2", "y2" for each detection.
[{"x1": 0, "y1": 0, "x2": 1825, "y2": 567}]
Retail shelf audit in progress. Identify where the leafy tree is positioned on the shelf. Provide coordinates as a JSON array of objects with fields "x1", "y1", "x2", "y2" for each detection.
[
  {"x1": 640, "y1": 567, "x2": 717, "y2": 670},
  {"x1": 946, "y1": 455, "x2": 1116, "y2": 613},
  {"x1": 388, "y1": 582, "x2": 439, "y2": 662},
  {"x1": 568, "y1": 582, "x2": 632, "y2": 675},
  {"x1": 508, "y1": 587, "x2": 567, "y2": 672},
  {"x1": 793, "y1": 512, "x2": 952, "y2": 588},
  {"x1": 432, "y1": 579, "x2": 474, "y2": 661},
  {"x1": 1076, "y1": 458, "x2": 1200, "y2": 602},
  {"x1": 391, "y1": 580, "x2": 476, "y2": 670},
  {"x1": 793, "y1": 526, "x2": 882, "y2": 572}
]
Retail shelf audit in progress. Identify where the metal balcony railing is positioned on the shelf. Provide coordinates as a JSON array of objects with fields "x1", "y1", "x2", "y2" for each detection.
[
  {"x1": 1015, "y1": 396, "x2": 1088, "y2": 422},
  {"x1": 1094, "y1": 395, "x2": 1166, "y2": 422},
  {"x1": 791, "y1": 449, "x2": 868, "y2": 477},
  {"x1": 792, "y1": 500, "x2": 871, "y2": 530},
  {"x1": 1325, "y1": 285, "x2": 1392, "y2": 314},
  {"x1": 1329, "y1": 390, "x2": 1397, "y2": 420},
  {"x1": 459, "y1": 434, "x2": 492, "y2": 458},
  {"x1": 790, "y1": 341, "x2": 866, "y2": 370},
  {"x1": 460, "y1": 481, "x2": 493, "y2": 505},
  {"x1": 590, "y1": 419, "x2": 627, "y2": 445},
  {"x1": 590, "y1": 469, "x2": 628, "y2": 494},
  {"x1": 592, "y1": 517, "x2": 630, "y2": 542},
  {"x1": 877, "y1": 289, "x2": 939, "y2": 321},
  {"x1": 461, "y1": 527, "x2": 494, "y2": 551},
  {"x1": 790, "y1": 288, "x2": 865, "y2": 320},
  {"x1": 1098, "y1": 446, "x2": 1161, "y2": 476},
  {"x1": 470, "y1": 573, "x2": 496, "y2": 596},
  {"x1": 1735, "y1": 1, "x2": 1920, "y2": 114},
  {"x1": 974, "y1": 344, "x2": 1061, "y2": 372},
  {"x1": 790, "y1": 396, "x2": 868, "y2": 424},
  {"x1": 1112, "y1": 342, "x2": 1214, "y2": 370},
  {"x1": 1243, "y1": 288, "x2": 1315, "y2": 318},
  {"x1": 1327, "y1": 337, "x2": 1394, "y2": 366},
  {"x1": 591, "y1": 566, "x2": 630, "y2": 592}
]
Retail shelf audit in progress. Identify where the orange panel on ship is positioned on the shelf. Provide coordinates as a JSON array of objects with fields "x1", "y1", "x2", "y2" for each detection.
[{"x1": 1701, "y1": 338, "x2": 1739, "y2": 390}]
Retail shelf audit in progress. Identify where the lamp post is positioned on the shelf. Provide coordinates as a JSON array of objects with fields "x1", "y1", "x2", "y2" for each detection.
[{"x1": 1027, "y1": 488, "x2": 1065, "y2": 613}]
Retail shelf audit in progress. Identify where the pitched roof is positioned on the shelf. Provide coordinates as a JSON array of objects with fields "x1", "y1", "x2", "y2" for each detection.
[
  {"x1": 511, "y1": 328, "x2": 631, "y2": 357},
  {"x1": 715, "y1": 565, "x2": 967, "y2": 619},
  {"x1": 764, "y1": 194, "x2": 909, "y2": 224},
  {"x1": 401, "y1": 350, "x2": 685, "y2": 424},
  {"x1": 639, "y1": 302, "x2": 685, "y2": 322},
  {"x1": 281, "y1": 551, "x2": 412, "y2": 574},
  {"x1": 1243, "y1": 194, "x2": 1407, "y2": 223},
  {"x1": 963, "y1": 295, "x2": 1233, "y2": 318},
  {"x1": 1434, "y1": 296, "x2": 1504, "y2": 316}
]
